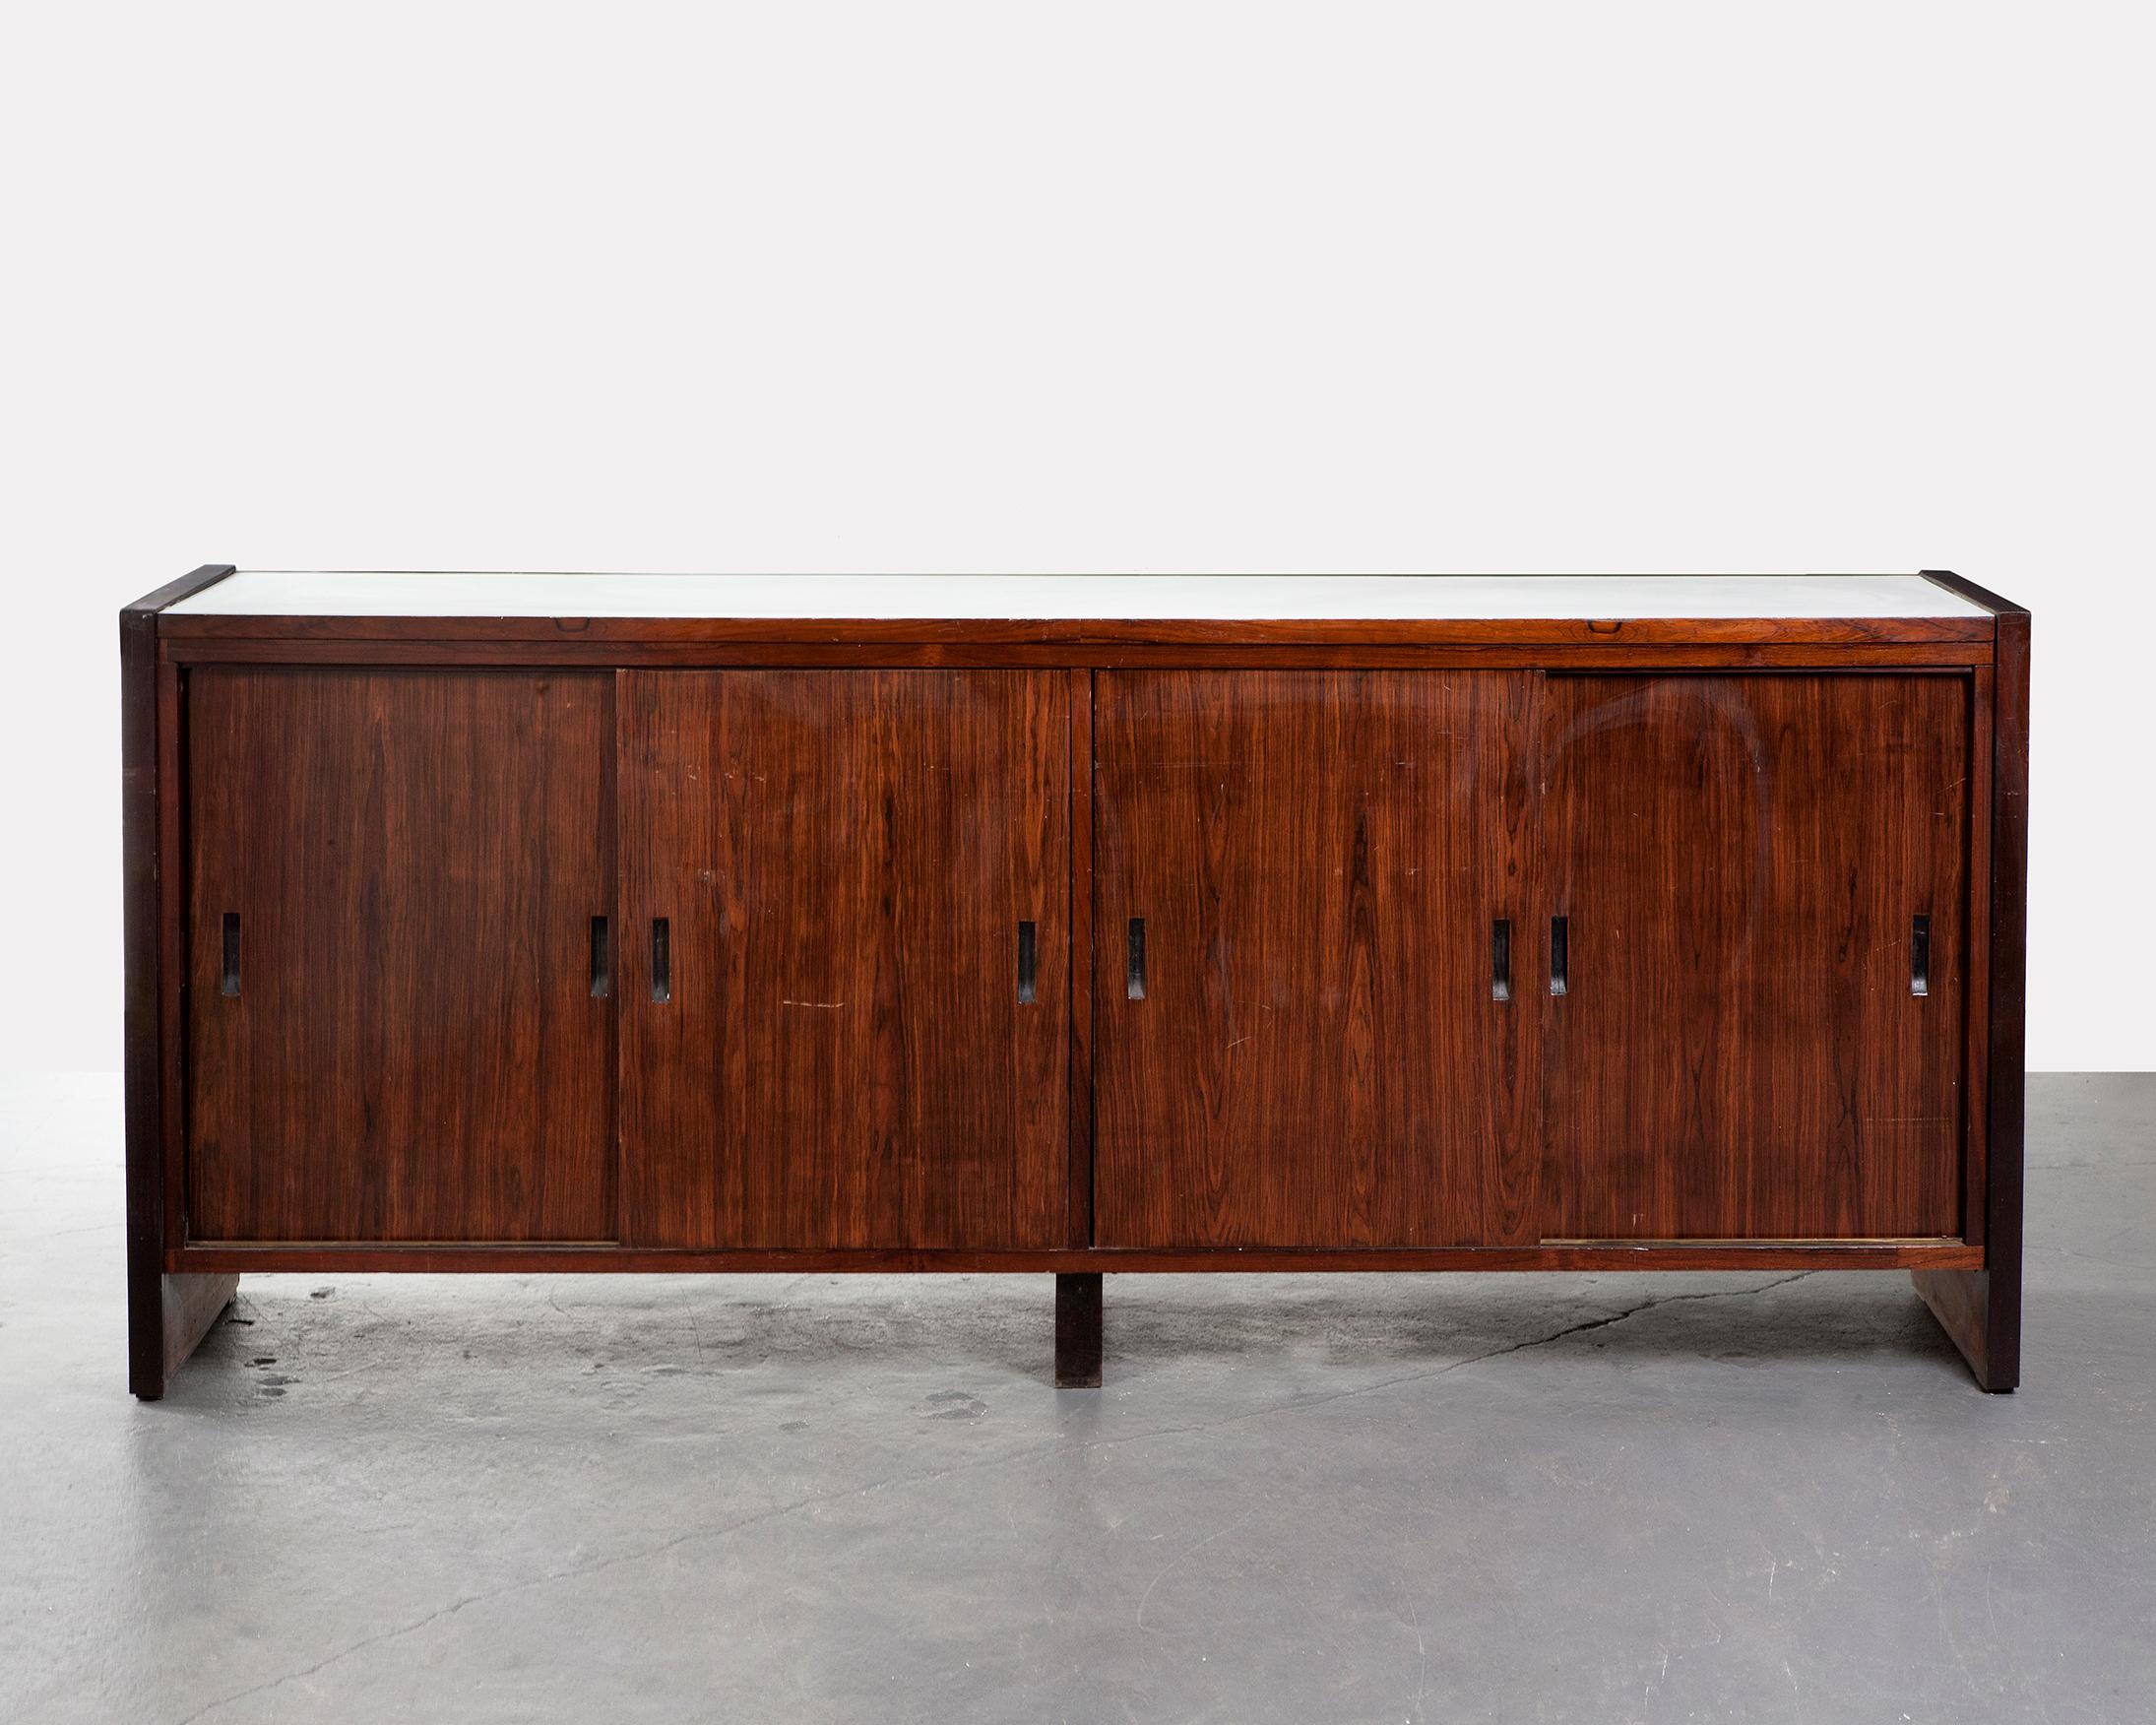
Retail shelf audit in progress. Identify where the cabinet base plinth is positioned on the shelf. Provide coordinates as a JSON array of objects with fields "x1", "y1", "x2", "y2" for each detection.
[{"x1": 1055, "y1": 1272, "x2": 1103, "y2": 1387}]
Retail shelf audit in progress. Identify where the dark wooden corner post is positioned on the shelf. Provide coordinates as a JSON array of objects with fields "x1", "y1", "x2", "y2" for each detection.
[
  {"x1": 123, "y1": 565, "x2": 240, "y2": 1399},
  {"x1": 1913, "y1": 572, "x2": 2028, "y2": 1392},
  {"x1": 1055, "y1": 1273, "x2": 1103, "y2": 1387}
]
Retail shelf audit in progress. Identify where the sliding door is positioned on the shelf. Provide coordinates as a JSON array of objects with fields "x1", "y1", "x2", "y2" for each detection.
[
  {"x1": 1541, "y1": 673, "x2": 1969, "y2": 1241},
  {"x1": 617, "y1": 671, "x2": 1069, "y2": 1249},
  {"x1": 186, "y1": 669, "x2": 614, "y2": 1242},
  {"x1": 1092, "y1": 671, "x2": 1540, "y2": 1247}
]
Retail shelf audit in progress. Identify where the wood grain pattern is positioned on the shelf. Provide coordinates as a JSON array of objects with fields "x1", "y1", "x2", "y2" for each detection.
[
  {"x1": 1541, "y1": 674, "x2": 1970, "y2": 1240},
  {"x1": 1093, "y1": 671, "x2": 1539, "y2": 1247},
  {"x1": 185, "y1": 669, "x2": 614, "y2": 1242},
  {"x1": 616, "y1": 671, "x2": 1069, "y2": 1248},
  {"x1": 122, "y1": 564, "x2": 239, "y2": 1397}
]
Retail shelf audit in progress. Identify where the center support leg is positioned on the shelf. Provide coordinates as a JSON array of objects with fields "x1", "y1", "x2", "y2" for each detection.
[{"x1": 1055, "y1": 1272, "x2": 1103, "y2": 1387}]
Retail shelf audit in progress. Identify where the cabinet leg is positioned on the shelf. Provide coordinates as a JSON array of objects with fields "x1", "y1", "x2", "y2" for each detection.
[
  {"x1": 1055, "y1": 1272, "x2": 1103, "y2": 1388},
  {"x1": 1912, "y1": 1268, "x2": 2019, "y2": 1392},
  {"x1": 130, "y1": 1271, "x2": 239, "y2": 1401}
]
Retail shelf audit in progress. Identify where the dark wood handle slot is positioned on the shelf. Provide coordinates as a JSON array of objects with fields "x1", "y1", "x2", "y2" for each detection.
[
  {"x1": 1017, "y1": 920, "x2": 1038, "y2": 1002},
  {"x1": 1550, "y1": 915, "x2": 1569, "y2": 997},
  {"x1": 1126, "y1": 917, "x2": 1147, "y2": 1000},
  {"x1": 651, "y1": 918, "x2": 670, "y2": 1003},
  {"x1": 1491, "y1": 918, "x2": 1512, "y2": 1002},
  {"x1": 590, "y1": 916, "x2": 611, "y2": 999},
  {"x1": 1911, "y1": 913, "x2": 1931, "y2": 998},
  {"x1": 220, "y1": 912, "x2": 241, "y2": 996}
]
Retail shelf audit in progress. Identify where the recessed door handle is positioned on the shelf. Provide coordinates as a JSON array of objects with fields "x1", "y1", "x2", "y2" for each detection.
[
  {"x1": 1550, "y1": 915, "x2": 1569, "y2": 997},
  {"x1": 1911, "y1": 913, "x2": 1931, "y2": 998},
  {"x1": 1126, "y1": 917, "x2": 1146, "y2": 1000},
  {"x1": 590, "y1": 916, "x2": 611, "y2": 998},
  {"x1": 651, "y1": 918, "x2": 670, "y2": 1003},
  {"x1": 220, "y1": 912, "x2": 240, "y2": 996},
  {"x1": 1491, "y1": 919, "x2": 1512, "y2": 1002},
  {"x1": 1017, "y1": 920, "x2": 1038, "y2": 1003}
]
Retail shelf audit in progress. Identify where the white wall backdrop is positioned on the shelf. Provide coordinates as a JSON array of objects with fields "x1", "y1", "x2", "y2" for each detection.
[{"x1": 2, "y1": 3, "x2": 2148, "y2": 1070}]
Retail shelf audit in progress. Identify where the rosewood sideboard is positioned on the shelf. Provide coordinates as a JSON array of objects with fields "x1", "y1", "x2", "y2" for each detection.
[{"x1": 121, "y1": 571, "x2": 2029, "y2": 1397}]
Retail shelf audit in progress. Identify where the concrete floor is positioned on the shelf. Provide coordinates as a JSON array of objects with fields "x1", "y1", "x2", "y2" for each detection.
[{"x1": 1, "y1": 1075, "x2": 2150, "y2": 1724}]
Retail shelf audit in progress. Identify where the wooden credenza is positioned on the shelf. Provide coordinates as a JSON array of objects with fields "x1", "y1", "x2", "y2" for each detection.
[{"x1": 121, "y1": 571, "x2": 2029, "y2": 1396}]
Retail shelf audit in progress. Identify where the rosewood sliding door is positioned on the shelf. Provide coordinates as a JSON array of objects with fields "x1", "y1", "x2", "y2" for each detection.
[
  {"x1": 186, "y1": 669, "x2": 615, "y2": 1242},
  {"x1": 1540, "y1": 674, "x2": 1970, "y2": 1242},
  {"x1": 1092, "y1": 671, "x2": 1541, "y2": 1247},
  {"x1": 616, "y1": 671, "x2": 1069, "y2": 1249}
]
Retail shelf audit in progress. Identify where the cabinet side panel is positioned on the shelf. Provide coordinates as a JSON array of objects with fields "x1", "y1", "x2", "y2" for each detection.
[
  {"x1": 1915, "y1": 610, "x2": 2028, "y2": 1389},
  {"x1": 1984, "y1": 614, "x2": 2028, "y2": 1369},
  {"x1": 617, "y1": 671, "x2": 1069, "y2": 1249},
  {"x1": 1542, "y1": 673, "x2": 1968, "y2": 1240},
  {"x1": 123, "y1": 569, "x2": 237, "y2": 1395},
  {"x1": 185, "y1": 668, "x2": 614, "y2": 1242}
]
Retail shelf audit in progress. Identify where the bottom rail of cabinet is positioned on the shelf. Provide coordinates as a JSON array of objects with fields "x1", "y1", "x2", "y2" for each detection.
[{"x1": 169, "y1": 1240, "x2": 1984, "y2": 1274}]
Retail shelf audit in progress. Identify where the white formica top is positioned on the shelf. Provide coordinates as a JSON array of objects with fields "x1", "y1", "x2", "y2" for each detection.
[{"x1": 168, "y1": 573, "x2": 1987, "y2": 621}]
